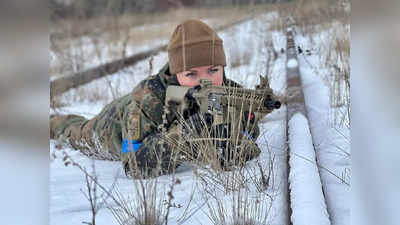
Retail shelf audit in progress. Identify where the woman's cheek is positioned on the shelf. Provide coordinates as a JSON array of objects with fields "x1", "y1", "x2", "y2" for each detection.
[{"x1": 212, "y1": 73, "x2": 223, "y2": 86}]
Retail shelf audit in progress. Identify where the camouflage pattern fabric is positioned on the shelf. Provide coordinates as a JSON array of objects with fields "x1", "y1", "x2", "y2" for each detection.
[{"x1": 50, "y1": 63, "x2": 261, "y2": 177}]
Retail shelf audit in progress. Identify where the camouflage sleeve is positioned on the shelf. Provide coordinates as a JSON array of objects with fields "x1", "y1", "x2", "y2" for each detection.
[{"x1": 120, "y1": 82, "x2": 180, "y2": 178}]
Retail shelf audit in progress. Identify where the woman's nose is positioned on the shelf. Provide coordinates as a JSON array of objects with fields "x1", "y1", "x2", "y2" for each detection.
[{"x1": 198, "y1": 71, "x2": 210, "y2": 79}]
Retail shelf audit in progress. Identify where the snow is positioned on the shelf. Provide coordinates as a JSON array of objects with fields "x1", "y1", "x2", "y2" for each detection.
[
  {"x1": 288, "y1": 113, "x2": 330, "y2": 225},
  {"x1": 51, "y1": 31, "x2": 168, "y2": 79},
  {"x1": 287, "y1": 59, "x2": 298, "y2": 68},
  {"x1": 295, "y1": 29, "x2": 350, "y2": 225},
  {"x1": 50, "y1": 102, "x2": 105, "y2": 118},
  {"x1": 50, "y1": 16, "x2": 264, "y2": 79},
  {"x1": 55, "y1": 49, "x2": 168, "y2": 105}
]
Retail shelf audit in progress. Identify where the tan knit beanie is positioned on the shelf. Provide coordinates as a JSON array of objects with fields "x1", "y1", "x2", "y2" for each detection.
[{"x1": 167, "y1": 19, "x2": 226, "y2": 74}]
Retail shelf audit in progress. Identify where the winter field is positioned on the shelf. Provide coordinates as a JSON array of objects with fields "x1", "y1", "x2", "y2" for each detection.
[
  {"x1": 50, "y1": 5, "x2": 275, "y2": 80},
  {"x1": 50, "y1": 1, "x2": 350, "y2": 225}
]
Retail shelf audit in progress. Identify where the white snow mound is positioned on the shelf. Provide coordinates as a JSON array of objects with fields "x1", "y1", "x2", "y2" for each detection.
[
  {"x1": 287, "y1": 58, "x2": 298, "y2": 68},
  {"x1": 288, "y1": 113, "x2": 331, "y2": 225}
]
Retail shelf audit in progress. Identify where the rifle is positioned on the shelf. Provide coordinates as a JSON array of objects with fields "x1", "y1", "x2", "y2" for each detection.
[{"x1": 164, "y1": 76, "x2": 281, "y2": 162}]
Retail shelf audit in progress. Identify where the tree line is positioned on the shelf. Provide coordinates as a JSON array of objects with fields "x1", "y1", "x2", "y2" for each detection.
[{"x1": 50, "y1": 0, "x2": 288, "y2": 20}]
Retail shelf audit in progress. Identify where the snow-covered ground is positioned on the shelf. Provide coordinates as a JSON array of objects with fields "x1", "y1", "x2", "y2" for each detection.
[
  {"x1": 295, "y1": 26, "x2": 350, "y2": 225},
  {"x1": 50, "y1": 16, "x2": 253, "y2": 79},
  {"x1": 288, "y1": 113, "x2": 330, "y2": 225},
  {"x1": 50, "y1": 35, "x2": 167, "y2": 80}
]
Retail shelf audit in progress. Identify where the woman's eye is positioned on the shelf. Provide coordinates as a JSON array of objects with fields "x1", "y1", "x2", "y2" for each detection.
[
  {"x1": 209, "y1": 68, "x2": 219, "y2": 74},
  {"x1": 185, "y1": 73, "x2": 195, "y2": 77}
]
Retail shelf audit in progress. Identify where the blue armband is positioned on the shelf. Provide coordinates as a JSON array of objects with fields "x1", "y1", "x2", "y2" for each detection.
[
  {"x1": 242, "y1": 131, "x2": 254, "y2": 141},
  {"x1": 121, "y1": 139, "x2": 142, "y2": 153}
]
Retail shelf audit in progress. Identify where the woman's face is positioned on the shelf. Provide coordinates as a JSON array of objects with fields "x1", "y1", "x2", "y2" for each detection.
[{"x1": 176, "y1": 65, "x2": 223, "y2": 87}]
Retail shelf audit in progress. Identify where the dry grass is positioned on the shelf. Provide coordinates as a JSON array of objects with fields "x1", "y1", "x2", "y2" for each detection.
[
  {"x1": 193, "y1": 150, "x2": 275, "y2": 196},
  {"x1": 269, "y1": 0, "x2": 350, "y2": 33},
  {"x1": 108, "y1": 179, "x2": 166, "y2": 225},
  {"x1": 51, "y1": 5, "x2": 275, "y2": 42},
  {"x1": 328, "y1": 24, "x2": 350, "y2": 127},
  {"x1": 206, "y1": 186, "x2": 274, "y2": 225},
  {"x1": 190, "y1": 132, "x2": 275, "y2": 225},
  {"x1": 58, "y1": 129, "x2": 203, "y2": 225},
  {"x1": 229, "y1": 49, "x2": 252, "y2": 69}
]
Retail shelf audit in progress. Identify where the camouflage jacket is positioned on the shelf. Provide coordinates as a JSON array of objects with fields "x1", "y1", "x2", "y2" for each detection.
[{"x1": 82, "y1": 63, "x2": 260, "y2": 176}]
